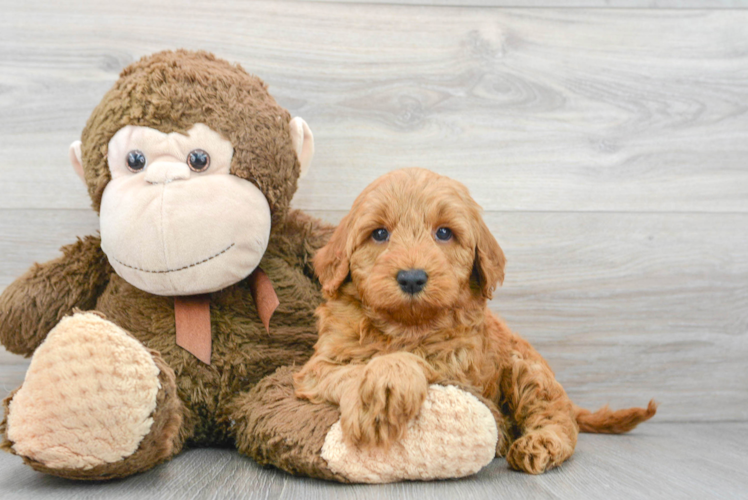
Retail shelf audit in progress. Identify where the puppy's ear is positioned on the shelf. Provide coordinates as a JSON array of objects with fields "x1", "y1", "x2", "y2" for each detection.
[
  {"x1": 472, "y1": 215, "x2": 506, "y2": 300},
  {"x1": 314, "y1": 215, "x2": 352, "y2": 297}
]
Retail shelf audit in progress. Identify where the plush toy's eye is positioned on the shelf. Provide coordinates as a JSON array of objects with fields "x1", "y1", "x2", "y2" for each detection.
[
  {"x1": 126, "y1": 150, "x2": 147, "y2": 172},
  {"x1": 372, "y1": 228, "x2": 390, "y2": 243},
  {"x1": 435, "y1": 227, "x2": 453, "y2": 242},
  {"x1": 187, "y1": 149, "x2": 210, "y2": 172}
]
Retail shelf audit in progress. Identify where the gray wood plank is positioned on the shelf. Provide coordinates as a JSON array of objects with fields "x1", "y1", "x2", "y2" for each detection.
[
  {"x1": 304, "y1": 1, "x2": 748, "y2": 8},
  {"x1": 1, "y1": 2, "x2": 747, "y2": 212},
  {"x1": 0, "y1": 348, "x2": 27, "y2": 399},
  {"x1": 0, "y1": 423, "x2": 745, "y2": 499},
  {"x1": 2, "y1": 209, "x2": 746, "y2": 422},
  {"x1": 0, "y1": 209, "x2": 99, "y2": 289},
  {"x1": 1, "y1": 1, "x2": 746, "y2": 497}
]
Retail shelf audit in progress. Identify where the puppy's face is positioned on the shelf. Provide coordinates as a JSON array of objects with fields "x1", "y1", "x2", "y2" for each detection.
[{"x1": 315, "y1": 168, "x2": 505, "y2": 326}]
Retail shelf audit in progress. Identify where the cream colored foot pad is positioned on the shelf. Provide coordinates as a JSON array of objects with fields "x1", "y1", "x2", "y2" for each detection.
[
  {"x1": 7, "y1": 312, "x2": 160, "y2": 470},
  {"x1": 321, "y1": 385, "x2": 498, "y2": 483}
]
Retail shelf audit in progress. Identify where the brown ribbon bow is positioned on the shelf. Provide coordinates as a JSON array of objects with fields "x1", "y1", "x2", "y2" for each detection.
[{"x1": 174, "y1": 267, "x2": 279, "y2": 364}]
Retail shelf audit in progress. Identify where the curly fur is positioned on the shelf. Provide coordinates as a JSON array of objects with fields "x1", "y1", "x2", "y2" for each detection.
[{"x1": 294, "y1": 168, "x2": 656, "y2": 474}]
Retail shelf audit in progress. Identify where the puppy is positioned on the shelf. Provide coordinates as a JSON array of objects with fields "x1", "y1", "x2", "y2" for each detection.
[{"x1": 294, "y1": 168, "x2": 656, "y2": 474}]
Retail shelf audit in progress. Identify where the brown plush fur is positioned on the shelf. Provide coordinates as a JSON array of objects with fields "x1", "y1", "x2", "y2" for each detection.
[
  {"x1": 81, "y1": 49, "x2": 301, "y2": 224},
  {"x1": 0, "y1": 51, "x2": 336, "y2": 479},
  {"x1": 294, "y1": 168, "x2": 656, "y2": 474},
  {"x1": 0, "y1": 236, "x2": 110, "y2": 357},
  {"x1": 227, "y1": 366, "x2": 351, "y2": 483}
]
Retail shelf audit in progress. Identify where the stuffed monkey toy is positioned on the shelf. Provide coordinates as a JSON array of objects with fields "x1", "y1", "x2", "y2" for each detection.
[{"x1": 0, "y1": 50, "x2": 499, "y2": 482}]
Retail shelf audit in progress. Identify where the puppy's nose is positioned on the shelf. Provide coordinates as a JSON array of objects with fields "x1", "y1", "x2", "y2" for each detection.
[{"x1": 397, "y1": 269, "x2": 428, "y2": 295}]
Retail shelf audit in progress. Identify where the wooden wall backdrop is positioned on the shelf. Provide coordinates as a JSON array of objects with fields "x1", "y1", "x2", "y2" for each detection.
[{"x1": 0, "y1": 0, "x2": 746, "y2": 425}]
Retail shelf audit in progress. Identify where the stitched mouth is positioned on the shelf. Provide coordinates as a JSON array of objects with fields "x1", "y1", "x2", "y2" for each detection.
[{"x1": 112, "y1": 243, "x2": 235, "y2": 274}]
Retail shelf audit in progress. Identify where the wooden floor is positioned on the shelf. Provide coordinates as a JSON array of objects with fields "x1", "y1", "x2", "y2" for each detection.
[
  {"x1": 0, "y1": 422, "x2": 744, "y2": 500},
  {"x1": 1, "y1": 0, "x2": 747, "y2": 497}
]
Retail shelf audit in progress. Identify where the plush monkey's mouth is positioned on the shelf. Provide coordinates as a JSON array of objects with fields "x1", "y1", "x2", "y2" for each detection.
[{"x1": 111, "y1": 243, "x2": 235, "y2": 274}]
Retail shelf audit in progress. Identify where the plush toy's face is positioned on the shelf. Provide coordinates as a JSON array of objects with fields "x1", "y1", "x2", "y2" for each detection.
[
  {"x1": 68, "y1": 50, "x2": 315, "y2": 297},
  {"x1": 94, "y1": 123, "x2": 271, "y2": 296}
]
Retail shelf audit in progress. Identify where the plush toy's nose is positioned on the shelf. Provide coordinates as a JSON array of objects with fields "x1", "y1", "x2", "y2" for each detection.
[
  {"x1": 397, "y1": 269, "x2": 428, "y2": 294},
  {"x1": 145, "y1": 161, "x2": 191, "y2": 184}
]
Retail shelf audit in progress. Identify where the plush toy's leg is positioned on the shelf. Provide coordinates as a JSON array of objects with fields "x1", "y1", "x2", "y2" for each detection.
[
  {"x1": 229, "y1": 366, "x2": 501, "y2": 483},
  {"x1": 228, "y1": 366, "x2": 348, "y2": 482},
  {"x1": 0, "y1": 312, "x2": 185, "y2": 480}
]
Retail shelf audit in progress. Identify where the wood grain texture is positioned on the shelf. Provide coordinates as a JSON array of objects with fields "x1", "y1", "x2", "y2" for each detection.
[
  {"x1": 0, "y1": 1, "x2": 747, "y2": 213},
  {"x1": 0, "y1": 422, "x2": 746, "y2": 499},
  {"x1": 0, "y1": 210, "x2": 99, "y2": 289},
  {"x1": 306, "y1": 1, "x2": 748, "y2": 8},
  {"x1": 1, "y1": 0, "x2": 747, "y2": 496},
  {"x1": 1, "y1": 208, "x2": 746, "y2": 421}
]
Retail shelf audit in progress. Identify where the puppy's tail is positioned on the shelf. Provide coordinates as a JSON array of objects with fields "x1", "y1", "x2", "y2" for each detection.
[{"x1": 574, "y1": 399, "x2": 657, "y2": 434}]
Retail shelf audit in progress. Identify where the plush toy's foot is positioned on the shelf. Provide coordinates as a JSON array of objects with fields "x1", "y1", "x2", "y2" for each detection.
[
  {"x1": 231, "y1": 368, "x2": 499, "y2": 484},
  {"x1": 1, "y1": 312, "x2": 184, "y2": 480},
  {"x1": 321, "y1": 384, "x2": 498, "y2": 483}
]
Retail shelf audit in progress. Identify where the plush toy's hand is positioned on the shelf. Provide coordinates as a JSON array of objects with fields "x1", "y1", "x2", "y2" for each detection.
[{"x1": 339, "y1": 353, "x2": 429, "y2": 449}]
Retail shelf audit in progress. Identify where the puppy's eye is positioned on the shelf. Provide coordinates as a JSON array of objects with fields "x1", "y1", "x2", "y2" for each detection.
[
  {"x1": 187, "y1": 149, "x2": 210, "y2": 172},
  {"x1": 126, "y1": 150, "x2": 146, "y2": 172},
  {"x1": 372, "y1": 228, "x2": 390, "y2": 243},
  {"x1": 435, "y1": 227, "x2": 453, "y2": 242}
]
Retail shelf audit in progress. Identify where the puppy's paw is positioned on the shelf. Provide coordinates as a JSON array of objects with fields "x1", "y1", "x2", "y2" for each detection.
[
  {"x1": 340, "y1": 353, "x2": 429, "y2": 449},
  {"x1": 506, "y1": 428, "x2": 573, "y2": 474},
  {"x1": 323, "y1": 385, "x2": 499, "y2": 483},
  {"x1": 6, "y1": 312, "x2": 161, "y2": 470}
]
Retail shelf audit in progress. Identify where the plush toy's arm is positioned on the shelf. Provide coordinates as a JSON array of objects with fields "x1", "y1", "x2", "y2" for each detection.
[
  {"x1": 0, "y1": 235, "x2": 110, "y2": 356},
  {"x1": 280, "y1": 209, "x2": 336, "y2": 280}
]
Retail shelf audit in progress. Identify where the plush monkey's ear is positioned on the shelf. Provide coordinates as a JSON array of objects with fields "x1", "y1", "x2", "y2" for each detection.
[
  {"x1": 69, "y1": 140, "x2": 85, "y2": 183},
  {"x1": 472, "y1": 214, "x2": 506, "y2": 300},
  {"x1": 313, "y1": 214, "x2": 352, "y2": 297},
  {"x1": 290, "y1": 117, "x2": 314, "y2": 179}
]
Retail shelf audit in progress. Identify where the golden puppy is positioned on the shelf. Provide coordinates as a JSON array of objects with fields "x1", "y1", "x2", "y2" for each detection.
[{"x1": 294, "y1": 168, "x2": 656, "y2": 474}]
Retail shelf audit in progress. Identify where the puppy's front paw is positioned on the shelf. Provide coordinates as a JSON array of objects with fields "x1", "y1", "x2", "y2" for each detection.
[
  {"x1": 506, "y1": 428, "x2": 573, "y2": 474},
  {"x1": 340, "y1": 353, "x2": 429, "y2": 449}
]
